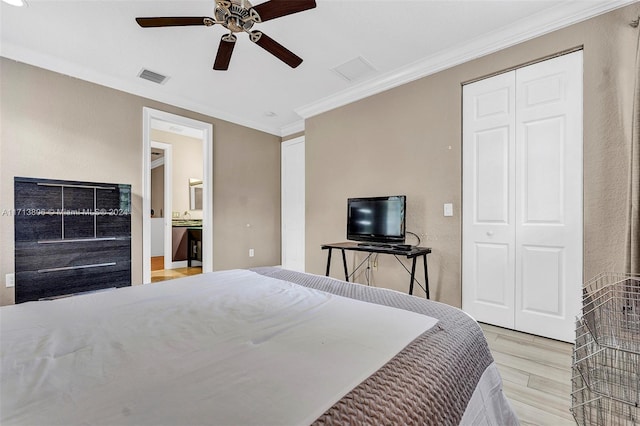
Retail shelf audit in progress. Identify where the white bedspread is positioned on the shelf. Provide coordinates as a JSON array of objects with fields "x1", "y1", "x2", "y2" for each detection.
[{"x1": 1, "y1": 269, "x2": 437, "y2": 425}]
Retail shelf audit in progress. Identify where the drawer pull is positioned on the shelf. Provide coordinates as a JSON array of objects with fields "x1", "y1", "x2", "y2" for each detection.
[
  {"x1": 38, "y1": 237, "x2": 117, "y2": 244},
  {"x1": 37, "y1": 183, "x2": 116, "y2": 190},
  {"x1": 38, "y1": 262, "x2": 116, "y2": 273}
]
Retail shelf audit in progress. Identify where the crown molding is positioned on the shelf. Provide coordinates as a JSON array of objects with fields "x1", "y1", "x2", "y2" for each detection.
[
  {"x1": 150, "y1": 156, "x2": 165, "y2": 170},
  {"x1": 279, "y1": 119, "x2": 305, "y2": 137},
  {"x1": 0, "y1": 42, "x2": 284, "y2": 137},
  {"x1": 295, "y1": 0, "x2": 637, "y2": 120},
  {"x1": 3, "y1": 0, "x2": 635, "y2": 138}
]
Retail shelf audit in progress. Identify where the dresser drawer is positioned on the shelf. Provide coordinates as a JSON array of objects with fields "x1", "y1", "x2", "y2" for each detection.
[
  {"x1": 15, "y1": 260, "x2": 131, "y2": 303},
  {"x1": 15, "y1": 238, "x2": 131, "y2": 272},
  {"x1": 14, "y1": 177, "x2": 132, "y2": 304}
]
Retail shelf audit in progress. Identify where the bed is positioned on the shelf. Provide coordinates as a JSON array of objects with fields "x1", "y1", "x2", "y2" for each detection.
[{"x1": 0, "y1": 267, "x2": 518, "y2": 425}]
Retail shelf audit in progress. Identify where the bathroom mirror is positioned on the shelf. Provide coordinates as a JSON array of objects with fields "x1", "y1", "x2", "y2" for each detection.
[{"x1": 189, "y1": 178, "x2": 203, "y2": 210}]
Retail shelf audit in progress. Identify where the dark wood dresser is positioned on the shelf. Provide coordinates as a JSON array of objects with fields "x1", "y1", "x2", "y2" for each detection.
[{"x1": 14, "y1": 177, "x2": 131, "y2": 303}]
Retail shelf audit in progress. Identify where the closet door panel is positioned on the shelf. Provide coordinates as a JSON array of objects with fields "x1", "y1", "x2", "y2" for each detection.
[
  {"x1": 522, "y1": 117, "x2": 565, "y2": 223},
  {"x1": 520, "y1": 245, "x2": 564, "y2": 314},
  {"x1": 474, "y1": 243, "x2": 511, "y2": 306},
  {"x1": 462, "y1": 71, "x2": 516, "y2": 329},
  {"x1": 475, "y1": 128, "x2": 510, "y2": 223},
  {"x1": 515, "y1": 51, "x2": 583, "y2": 342}
]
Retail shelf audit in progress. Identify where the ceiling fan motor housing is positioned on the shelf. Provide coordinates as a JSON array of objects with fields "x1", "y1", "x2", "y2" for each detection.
[{"x1": 215, "y1": 0, "x2": 256, "y2": 33}]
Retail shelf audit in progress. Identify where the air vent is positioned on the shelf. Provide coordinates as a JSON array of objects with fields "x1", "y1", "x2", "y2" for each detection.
[
  {"x1": 332, "y1": 56, "x2": 376, "y2": 83},
  {"x1": 138, "y1": 68, "x2": 169, "y2": 84}
]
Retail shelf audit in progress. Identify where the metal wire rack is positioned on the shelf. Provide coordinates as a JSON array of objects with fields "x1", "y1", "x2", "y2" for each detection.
[{"x1": 571, "y1": 273, "x2": 640, "y2": 426}]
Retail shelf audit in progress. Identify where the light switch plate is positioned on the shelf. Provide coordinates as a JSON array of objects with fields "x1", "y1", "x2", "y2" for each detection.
[
  {"x1": 444, "y1": 203, "x2": 453, "y2": 217},
  {"x1": 5, "y1": 273, "x2": 15, "y2": 288}
]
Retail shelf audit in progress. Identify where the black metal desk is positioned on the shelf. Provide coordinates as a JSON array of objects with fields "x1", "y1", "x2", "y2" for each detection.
[{"x1": 321, "y1": 242, "x2": 432, "y2": 298}]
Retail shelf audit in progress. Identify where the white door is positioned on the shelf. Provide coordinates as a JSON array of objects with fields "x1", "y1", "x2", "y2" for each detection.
[
  {"x1": 514, "y1": 52, "x2": 583, "y2": 341},
  {"x1": 281, "y1": 137, "x2": 305, "y2": 271},
  {"x1": 462, "y1": 71, "x2": 517, "y2": 330},
  {"x1": 463, "y1": 51, "x2": 583, "y2": 342}
]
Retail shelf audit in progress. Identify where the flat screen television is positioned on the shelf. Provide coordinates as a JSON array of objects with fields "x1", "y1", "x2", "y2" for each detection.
[{"x1": 347, "y1": 195, "x2": 406, "y2": 244}]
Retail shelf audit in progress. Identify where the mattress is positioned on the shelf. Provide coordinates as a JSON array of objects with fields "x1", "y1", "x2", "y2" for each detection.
[{"x1": 0, "y1": 267, "x2": 518, "y2": 425}]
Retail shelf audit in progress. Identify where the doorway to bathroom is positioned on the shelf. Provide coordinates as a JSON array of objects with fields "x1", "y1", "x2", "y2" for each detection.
[{"x1": 142, "y1": 107, "x2": 213, "y2": 284}]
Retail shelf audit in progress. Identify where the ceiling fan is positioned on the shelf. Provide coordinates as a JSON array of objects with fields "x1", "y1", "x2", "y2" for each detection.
[{"x1": 136, "y1": 0, "x2": 316, "y2": 71}]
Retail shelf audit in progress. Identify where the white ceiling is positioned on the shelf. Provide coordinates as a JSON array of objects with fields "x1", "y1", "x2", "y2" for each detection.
[{"x1": 1, "y1": 0, "x2": 635, "y2": 136}]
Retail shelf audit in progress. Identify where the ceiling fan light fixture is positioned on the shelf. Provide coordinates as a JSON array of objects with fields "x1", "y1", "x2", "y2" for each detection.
[
  {"x1": 215, "y1": 0, "x2": 255, "y2": 33},
  {"x1": 136, "y1": 0, "x2": 316, "y2": 70}
]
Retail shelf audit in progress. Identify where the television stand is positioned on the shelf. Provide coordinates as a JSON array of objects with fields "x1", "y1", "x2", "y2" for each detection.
[
  {"x1": 357, "y1": 242, "x2": 392, "y2": 248},
  {"x1": 321, "y1": 242, "x2": 432, "y2": 298}
]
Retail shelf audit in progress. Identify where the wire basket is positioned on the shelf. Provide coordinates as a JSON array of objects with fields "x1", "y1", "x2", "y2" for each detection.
[
  {"x1": 582, "y1": 273, "x2": 640, "y2": 353},
  {"x1": 571, "y1": 273, "x2": 640, "y2": 426}
]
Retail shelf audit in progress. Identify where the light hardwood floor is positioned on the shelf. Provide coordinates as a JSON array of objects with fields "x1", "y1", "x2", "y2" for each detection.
[
  {"x1": 150, "y1": 256, "x2": 203, "y2": 283},
  {"x1": 479, "y1": 323, "x2": 575, "y2": 426},
  {"x1": 151, "y1": 266, "x2": 202, "y2": 282}
]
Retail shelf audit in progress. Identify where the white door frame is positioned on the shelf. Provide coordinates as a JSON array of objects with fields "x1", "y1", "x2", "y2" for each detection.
[{"x1": 142, "y1": 107, "x2": 213, "y2": 283}]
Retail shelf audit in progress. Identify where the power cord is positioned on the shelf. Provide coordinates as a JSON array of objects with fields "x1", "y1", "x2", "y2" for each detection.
[{"x1": 406, "y1": 230, "x2": 421, "y2": 246}]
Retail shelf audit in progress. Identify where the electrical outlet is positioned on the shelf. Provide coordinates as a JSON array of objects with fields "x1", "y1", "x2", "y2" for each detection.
[
  {"x1": 249, "y1": 248, "x2": 255, "y2": 257},
  {"x1": 5, "y1": 273, "x2": 15, "y2": 288}
]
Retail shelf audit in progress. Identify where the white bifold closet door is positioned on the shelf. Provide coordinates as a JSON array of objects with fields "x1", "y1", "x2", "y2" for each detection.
[{"x1": 462, "y1": 51, "x2": 583, "y2": 342}]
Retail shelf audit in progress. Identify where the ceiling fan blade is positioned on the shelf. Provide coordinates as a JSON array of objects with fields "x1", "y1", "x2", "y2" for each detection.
[
  {"x1": 250, "y1": 31, "x2": 303, "y2": 68},
  {"x1": 250, "y1": 0, "x2": 316, "y2": 22},
  {"x1": 213, "y1": 34, "x2": 237, "y2": 71},
  {"x1": 136, "y1": 17, "x2": 213, "y2": 28}
]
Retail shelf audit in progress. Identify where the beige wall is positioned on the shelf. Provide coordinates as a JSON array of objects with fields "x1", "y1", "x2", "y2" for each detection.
[
  {"x1": 305, "y1": 4, "x2": 640, "y2": 307},
  {"x1": 150, "y1": 129, "x2": 203, "y2": 220},
  {"x1": 0, "y1": 58, "x2": 282, "y2": 306}
]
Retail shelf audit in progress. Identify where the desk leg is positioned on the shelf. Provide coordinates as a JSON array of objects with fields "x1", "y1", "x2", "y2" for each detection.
[
  {"x1": 423, "y1": 254, "x2": 430, "y2": 299},
  {"x1": 409, "y1": 257, "x2": 417, "y2": 295},
  {"x1": 325, "y1": 248, "x2": 332, "y2": 276},
  {"x1": 341, "y1": 249, "x2": 349, "y2": 282}
]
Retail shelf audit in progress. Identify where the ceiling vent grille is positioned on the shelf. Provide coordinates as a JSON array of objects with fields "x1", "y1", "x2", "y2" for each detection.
[
  {"x1": 332, "y1": 56, "x2": 376, "y2": 83},
  {"x1": 138, "y1": 68, "x2": 169, "y2": 84}
]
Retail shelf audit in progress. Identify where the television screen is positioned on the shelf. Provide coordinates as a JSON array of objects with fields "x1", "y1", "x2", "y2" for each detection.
[{"x1": 347, "y1": 195, "x2": 406, "y2": 244}]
